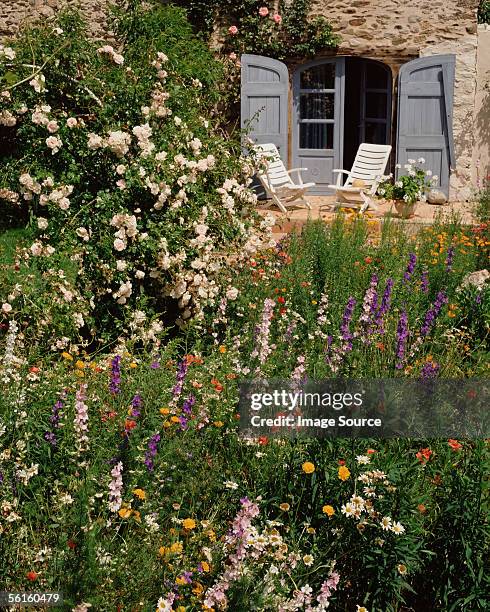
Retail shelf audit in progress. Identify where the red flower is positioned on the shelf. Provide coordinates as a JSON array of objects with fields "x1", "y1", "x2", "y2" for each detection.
[
  {"x1": 467, "y1": 389, "x2": 477, "y2": 399},
  {"x1": 29, "y1": 366, "x2": 40, "y2": 373},
  {"x1": 26, "y1": 571, "x2": 38, "y2": 581},
  {"x1": 67, "y1": 539, "x2": 77, "y2": 549},
  {"x1": 416, "y1": 448, "x2": 433, "y2": 463},
  {"x1": 364, "y1": 256, "x2": 373, "y2": 264},
  {"x1": 277, "y1": 296, "x2": 285, "y2": 304},
  {"x1": 448, "y1": 439, "x2": 462, "y2": 451},
  {"x1": 367, "y1": 448, "x2": 377, "y2": 454},
  {"x1": 338, "y1": 459, "x2": 346, "y2": 466},
  {"x1": 124, "y1": 419, "x2": 137, "y2": 430},
  {"x1": 258, "y1": 436, "x2": 269, "y2": 446}
]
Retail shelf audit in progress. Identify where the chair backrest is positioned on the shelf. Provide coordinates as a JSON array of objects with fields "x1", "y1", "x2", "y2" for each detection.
[
  {"x1": 344, "y1": 144, "x2": 392, "y2": 194},
  {"x1": 253, "y1": 143, "x2": 292, "y2": 193}
]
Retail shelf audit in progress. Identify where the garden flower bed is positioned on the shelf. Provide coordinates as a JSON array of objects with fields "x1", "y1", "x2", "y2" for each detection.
[{"x1": 0, "y1": 2, "x2": 489, "y2": 611}]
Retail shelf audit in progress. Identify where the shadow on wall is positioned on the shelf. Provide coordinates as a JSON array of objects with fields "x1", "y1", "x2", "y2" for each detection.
[{"x1": 475, "y1": 72, "x2": 490, "y2": 182}]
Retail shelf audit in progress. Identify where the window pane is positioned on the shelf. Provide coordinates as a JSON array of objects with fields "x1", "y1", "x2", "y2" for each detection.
[
  {"x1": 365, "y1": 122, "x2": 386, "y2": 144},
  {"x1": 300, "y1": 123, "x2": 334, "y2": 149},
  {"x1": 365, "y1": 92, "x2": 387, "y2": 119},
  {"x1": 300, "y1": 93, "x2": 335, "y2": 119},
  {"x1": 300, "y1": 64, "x2": 335, "y2": 89},
  {"x1": 366, "y1": 62, "x2": 389, "y2": 89}
]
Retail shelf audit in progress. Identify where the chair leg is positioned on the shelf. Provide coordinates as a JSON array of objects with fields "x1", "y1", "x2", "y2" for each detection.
[{"x1": 272, "y1": 193, "x2": 288, "y2": 214}]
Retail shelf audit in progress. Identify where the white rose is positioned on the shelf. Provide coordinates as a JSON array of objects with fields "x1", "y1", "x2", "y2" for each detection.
[
  {"x1": 135, "y1": 270, "x2": 145, "y2": 279},
  {"x1": 66, "y1": 117, "x2": 78, "y2": 128},
  {"x1": 30, "y1": 242, "x2": 42, "y2": 256},
  {"x1": 37, "y1": 217, "x2": 48, "y2": 230},
  {"x1": 226, "y1": 287, "x2": 239, "y2": 300},
  {"x1": 116, "y1": 260, "x2": 127, "y2": 271},
  {"x1": 46, "y1": 120, "x2": 59, "y2": 133},
  {"x1": 116, "y1": 164, "x2": 126, "y2": 175},
  {"x1": 2, "y1": 303, "x2": 12, "y2": 313},
  {"x1": 114, "y1": 238, "x2": 126, "y2": 251}
]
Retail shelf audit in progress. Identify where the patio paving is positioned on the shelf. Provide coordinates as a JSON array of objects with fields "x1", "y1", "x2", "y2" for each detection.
[{"x1": 257, "y1": 196, "x2": 478, "y2": 241}]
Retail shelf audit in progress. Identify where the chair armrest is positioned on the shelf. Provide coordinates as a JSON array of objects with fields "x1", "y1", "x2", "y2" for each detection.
[
  {"x1": 287, "y1": 167, "x2": 308, "y2": 185},
  {"x1": 332, "y1": 169, "x2": 350, "y2": 187}
]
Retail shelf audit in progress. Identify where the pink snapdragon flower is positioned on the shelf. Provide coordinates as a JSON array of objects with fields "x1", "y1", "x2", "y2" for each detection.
[{"x1": 259, "y1": 7, "x2": 269, "y2": 17}]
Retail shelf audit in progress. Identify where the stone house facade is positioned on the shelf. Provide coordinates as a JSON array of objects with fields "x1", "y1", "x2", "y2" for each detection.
[{"x1": 2, "y1": 0, "x2": 489, "y2": 200}]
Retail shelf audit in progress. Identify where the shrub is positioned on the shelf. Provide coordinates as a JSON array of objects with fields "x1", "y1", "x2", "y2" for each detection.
[{"x1": 0, "y1": 2, "x2": 274, "y2": 350}]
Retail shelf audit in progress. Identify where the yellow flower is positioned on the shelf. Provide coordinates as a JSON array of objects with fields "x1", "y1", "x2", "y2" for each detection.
[
  {"x1": 322, "y1": 505, "x2": 335, "y2": 517},
  {"x1": 302, "y1": 461, "x2": 315, "y2": 474},
  {"x1": 338, "y1": 466, "x2": 351, "y2": 481},
  {"x1": 160, "y1": 407, "x2": 170, "y2": 415},
  {"x1": 311, "y1": 300, "x2": 318, "y2": 305},
  {"x1": 129, "y1": 361, "x2": 138, "y2": 368},
  {"x1": 182, "y1": 518, "x2": 196, "y2": 530},
  {"x1": 214, "y1": 421, "x2": 224, "y2": 427},
  {"x1": 193, "y1": 582, "x2": 204, "y2": 595},
  {"x1": 170, "y1": 415, "x2": 180, "y2": 423},
  {"x1": 176, "y1": 607, "x2": 186, "y2": 612},
  {"x1": 175, "y1": 576, "x2": 187, "y2": 586},
  {"x1": 218, "y1": 345, "x2": 227, "y2": 354},
  {"x1": 158, "y1": 546, "x2": 167, "y2": 556},
  {"x1": 132, "y1": 510, "x2": 141, "y2": 523},
  {"x1": 200, "y1": 561, "x2": 210, "y2": 572},
  {"x1": 118, "y1": 508, "x2": 132, "y2": 519},
  {"x1": 307, "y1": 526, "x2": 316, "y2": 534},
  {"x1": 206, "y1": 529, "x2": 216, "y2": 542},
  {"x1": 170, "y1": 541, "x2": 183, "y2": 554},
  {"x1": 62, "y1": 352, "x2": 73, "y2": 361},
  {"x1": 279, "y1": 503, "x2": 290, "y2": 511},
  {"x1": 75, "y1": 369, "x2": 85, "y2": 378},
  {"x1": 133, "y1": 488, "x2": 146, "y2": 500},
  {"x1": 75, "y1": 360, "x2": 85, "y2": 369}
]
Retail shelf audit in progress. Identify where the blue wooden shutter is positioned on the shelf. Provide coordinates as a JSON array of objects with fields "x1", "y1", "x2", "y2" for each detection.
[
  {"x1": 396, "y1": 54, "x2": 455, "y2": 197},
  {"x1": 241, "y1": 54, "x2": 289, "y2": 163}
]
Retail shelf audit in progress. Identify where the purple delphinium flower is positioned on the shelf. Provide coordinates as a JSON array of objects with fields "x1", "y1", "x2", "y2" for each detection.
[
  {"x1": 403, "y1": 252, "x2": 417, "y2": 285},
  {"x1": 130, "y1": 394, "x2": 142, "y2": 418},
  {"x1": 145, "y1": 433, "x2": 161, "y2": 471},
  {"x1": 109, "y1": 355, "x2": 122, "y2": 395},
  {"x1": 420, "y1": 268, "x2": 429, "y2": 294},
  {"x1": 421, "y1": 290, "x2": 448, "y2": 336},
  {"x1": 445, "y1": 246, "x2": 455, "y2": 273},
  {"x1": 475, "y1": 292, "x2": 482, "y2": 305},
  {"x1": 340, "y1": 296, "x2": 356, "y2": 349},
  {"x1": 44, "y1": 390, "x2": 67, "y2": 446},
  {"x1": 395, "y1": 309, "x2": 409, "y2": 369},
  {"x1": 375, "y1": 278, "x2": 394, "y2": 334},
  {"x1": 150, "y1": 361, "x2": 160, "y2": 369},
  {"x1": 420, "y1": 360, "x2": 440, "y2": 380},
  {"x1": 173, "y1": 360, "x2": 188, "y2": 397},
  {"x1": 182, "y1": 394, "x2": 195, "y2": 416}
]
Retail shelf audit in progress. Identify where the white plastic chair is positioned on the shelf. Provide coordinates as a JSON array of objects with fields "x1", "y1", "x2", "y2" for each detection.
[
  {"x1": 253, "y1": 143, "x2": 313, "y2": 213},
  {"x1": 328, "y1": 143, "x2": 392, "y2": 213}
]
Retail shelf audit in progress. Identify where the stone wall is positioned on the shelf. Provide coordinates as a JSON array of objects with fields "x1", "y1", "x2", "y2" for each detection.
[
  {"x1": 310, "y1": 0, "x2": 480, "y2": 200},
  {"x1": 0, "y1": 0, "x2": 112, "y2": 39},
  {"x1": 472, "y1": 25, "x2": 490, "y2": 188}
]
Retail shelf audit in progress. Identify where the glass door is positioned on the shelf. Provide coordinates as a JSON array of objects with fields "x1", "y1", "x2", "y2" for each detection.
[{"x1": 293, "y1": 58, "x2": 345, "y2": 194}]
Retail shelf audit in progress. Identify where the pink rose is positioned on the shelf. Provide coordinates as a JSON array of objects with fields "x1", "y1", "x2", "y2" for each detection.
[
  {"x1": 259, "y1": 7, "x2": 269, "y2": 17},
  {"x1": 273, "y1": 14, "x2": 282, "y2": 24},
  {"x1": 228, "y1": 25, "x2": 238, "y2": 35}
]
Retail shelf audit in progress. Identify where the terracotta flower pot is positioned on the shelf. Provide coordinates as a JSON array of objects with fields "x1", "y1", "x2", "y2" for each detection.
[{"x1": 393, "y1": 199, "x2": 417, "y2": 219}]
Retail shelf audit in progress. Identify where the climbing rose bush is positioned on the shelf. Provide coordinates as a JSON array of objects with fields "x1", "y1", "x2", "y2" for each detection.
[{"x1": 0, "y1": 3, "x2": 274, "y2": 348}]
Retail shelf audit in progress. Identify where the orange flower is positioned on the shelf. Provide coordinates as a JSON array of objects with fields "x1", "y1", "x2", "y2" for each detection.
[
  {"x1": 417, "y1": 504, "x2": 427, "y2": 514},
  {"x1": 448, "y1": 439, "x2": 462, "y2": 451},
  {"x1": 302, "y1": 461, "x2": 315, "y2": 474},
  {"x1": 364, "y1": 256, "x2": 373, "y2": 264},
  {"x1": 367, "y1": 448, "x2": 377, "y2": 454},
  {"x1": 182, "y1": 518, "x2": 196, "y2": 530},
  {"x1": 322, "y1": 505, "x2": 335, "y2": 517},
  {"x1": 338, "y1": 466, "x2": 351, "y2": 481},
  {"x1": 125, "y1": 419, "x2": 137, "y2": 430},
  {"x1": 26, "y1": 571, "x2": 38, "y2": 581},
  {"x1": 416, "y1": 448, "x2": 433, "y2": 463},
  {"x1": 218, "y1": 345, "x2": 227, "y2": 354},
  {"x1": 258, "y1": 436, "x2": 269, "y2": 446}
]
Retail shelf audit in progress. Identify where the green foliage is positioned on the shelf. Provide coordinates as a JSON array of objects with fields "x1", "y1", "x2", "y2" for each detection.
[
  {"x1": 175, "y1": 0, "x2": 340, "y2": 60},
  {"x1": 478, "y1": 0, "x2": 490, "y2": 24}
]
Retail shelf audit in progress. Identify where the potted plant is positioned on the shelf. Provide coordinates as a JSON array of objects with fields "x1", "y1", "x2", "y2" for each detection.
[{"x1": 376, "y1": 159, "x2": 438, "y2": 218}]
